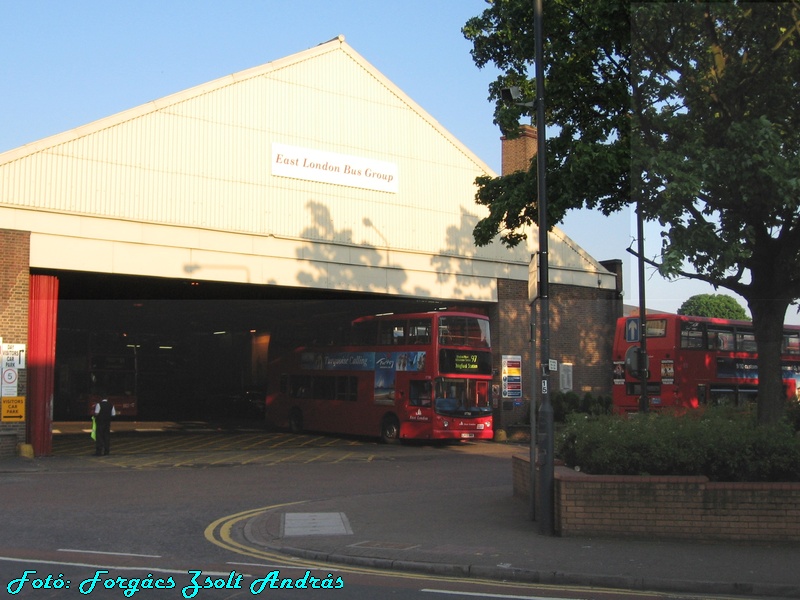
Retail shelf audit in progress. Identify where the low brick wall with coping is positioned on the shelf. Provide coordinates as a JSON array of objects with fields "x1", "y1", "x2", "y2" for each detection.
[{"x1": 512, "y1": 454, "x2": 800, "y2": 542}]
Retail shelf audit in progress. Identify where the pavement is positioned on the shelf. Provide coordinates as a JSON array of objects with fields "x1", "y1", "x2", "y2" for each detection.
[{"x1": 2, "y1": 432, "x2": 800, "y2": 599}]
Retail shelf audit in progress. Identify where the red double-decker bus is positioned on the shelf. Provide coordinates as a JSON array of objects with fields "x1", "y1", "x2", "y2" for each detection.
[
  {"x1": 265, "y1": 311, "x2": 494, "y2": 442},
  {"x1": 612, "y1": 314, "x2": 800, "y2": 413}
]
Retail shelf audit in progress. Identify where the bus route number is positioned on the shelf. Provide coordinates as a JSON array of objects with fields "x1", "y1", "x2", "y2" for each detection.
[{"x1": 455, "y1": 353, "x2": 478, "y2": 371}]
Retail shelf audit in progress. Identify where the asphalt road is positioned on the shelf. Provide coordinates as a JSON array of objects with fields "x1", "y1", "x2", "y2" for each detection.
[{"x1": 1, "y1": 429, "x2": 786, "y2": 600}]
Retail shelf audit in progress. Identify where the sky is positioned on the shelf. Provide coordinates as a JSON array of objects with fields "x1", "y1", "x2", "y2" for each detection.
[{"x1": 2, "y1": 0, "x2": 796, "y2": 324}]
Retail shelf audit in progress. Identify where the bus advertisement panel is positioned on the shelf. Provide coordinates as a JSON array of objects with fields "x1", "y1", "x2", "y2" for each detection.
[
  {"x1": 612, "y1": 314, "x2": 800, "y2": 413},
  {"x1": 265, "y1": 311, "x2": 493, "y2": 442}
]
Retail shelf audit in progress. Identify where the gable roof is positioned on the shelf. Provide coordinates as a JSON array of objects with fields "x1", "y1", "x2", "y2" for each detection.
[
  {"x1": 0, "y1": 34, "x2": 617, "y2": 296},
  {"x1": 0, "y1": 35, "x2": 494, "y2": 175}
]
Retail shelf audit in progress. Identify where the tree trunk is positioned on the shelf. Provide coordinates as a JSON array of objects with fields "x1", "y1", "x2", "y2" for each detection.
[{"x1": 749, "y1": 296, "x2": 791, "y2": 426}]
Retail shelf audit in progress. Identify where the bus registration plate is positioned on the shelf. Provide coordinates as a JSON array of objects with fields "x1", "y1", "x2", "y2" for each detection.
[{"x1": 461, "y1": 433, "x2": 475, "y2": 438}]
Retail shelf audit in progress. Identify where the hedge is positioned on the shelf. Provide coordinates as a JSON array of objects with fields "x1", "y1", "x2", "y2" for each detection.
[{"x1": 556, "y1": 407, "x2": 800, "y2": 482}]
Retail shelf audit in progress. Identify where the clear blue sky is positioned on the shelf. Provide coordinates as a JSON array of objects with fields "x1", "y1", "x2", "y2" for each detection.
[{"x1": 2, "y1": 1, "x2": 793, "y2": 323}]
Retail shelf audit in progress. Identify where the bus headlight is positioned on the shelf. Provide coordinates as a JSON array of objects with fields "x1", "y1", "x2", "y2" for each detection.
[{"x1": 443, "y1": 420, "x2": 449, "y2": 428}]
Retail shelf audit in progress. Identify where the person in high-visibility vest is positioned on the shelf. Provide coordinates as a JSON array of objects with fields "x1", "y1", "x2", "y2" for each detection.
[{"x1": 93, "y1": 397, "x2": 116, "y2": 456}]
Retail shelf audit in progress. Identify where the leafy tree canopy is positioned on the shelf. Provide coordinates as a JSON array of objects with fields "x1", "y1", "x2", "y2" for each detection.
[
  {"x1": 463, "y1": 1, "x2": 800, "y2": 424},
  {"x1": 678, "y1": 294, "x2": 750, "y2": 320}
]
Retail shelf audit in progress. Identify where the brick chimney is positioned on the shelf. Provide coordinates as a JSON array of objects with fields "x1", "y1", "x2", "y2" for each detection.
[{"x1": 501, "y1": 124, "x2": 537, "y2": 176}]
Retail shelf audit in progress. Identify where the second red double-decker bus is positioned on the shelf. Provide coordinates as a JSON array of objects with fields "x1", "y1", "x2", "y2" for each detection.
[
  {"x1": 265, "y1": 311, "x2": 494, "y2": 442},
  {"x1": 612, "y1": 313, "x2": 800, "y2": 413}
]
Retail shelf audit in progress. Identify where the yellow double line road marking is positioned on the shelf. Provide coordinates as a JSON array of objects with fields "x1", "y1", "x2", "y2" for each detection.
[{"x1": 205, "y1": 502, "x2": 314, "y2": 566}]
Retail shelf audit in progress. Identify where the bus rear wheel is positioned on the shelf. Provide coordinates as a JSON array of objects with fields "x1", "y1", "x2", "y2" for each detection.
[
  {"x1": 380, "y1": 415, "x2": 400, "y2": 444},
  {"x1": 288, "y1": 409, "x2": 303, "y2": 434}
]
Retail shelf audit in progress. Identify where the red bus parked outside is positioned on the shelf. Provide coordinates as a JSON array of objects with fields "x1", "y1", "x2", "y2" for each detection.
[
  {"x1": 265, "y1": 311, "x2": 493, "y2": 442},
  {"x1": 612, "y1": 314, "x2": 800, "y2": 413}
]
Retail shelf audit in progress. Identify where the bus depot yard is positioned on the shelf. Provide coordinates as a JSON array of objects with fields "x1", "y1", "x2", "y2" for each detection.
[
  {"x1": 35, "y1": 306, "x2": 800, "y2": 544},
  {"x1": 45, "y1": 403, "x2": 800, "y2": 543}
]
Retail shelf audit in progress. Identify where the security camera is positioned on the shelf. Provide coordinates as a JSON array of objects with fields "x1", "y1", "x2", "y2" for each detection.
[{"x1": 500, "y1": 86, "x2": 523, "y2": 103}]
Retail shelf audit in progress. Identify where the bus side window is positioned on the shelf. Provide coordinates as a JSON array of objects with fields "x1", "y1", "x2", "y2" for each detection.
[
  {"x1": 708, "y1": 328, "x2": 733, "y2": 351},
  {"x1": 378, "y1": 320, "x2": 406, "y2": 345},
  {"x1": 736, "y1": 330, "x2": 757, "y2": 353},
  {"x1": 409, "y1": 380, "x2": 432, "y2": 407},
  {"x1": 680, "y1": 322, "x2": 703, "y2": 349},
  {"x1": 408, "y1": 319, "x2": 431, "y2": 345},
  {"x1": 784, "y1": 332, "x2": 800, "y2": 355}
]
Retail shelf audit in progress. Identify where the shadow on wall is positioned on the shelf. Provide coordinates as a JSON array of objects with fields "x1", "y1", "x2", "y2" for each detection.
[{"x1": 295, "y1": 200, "x2": 497, "y2": 299}]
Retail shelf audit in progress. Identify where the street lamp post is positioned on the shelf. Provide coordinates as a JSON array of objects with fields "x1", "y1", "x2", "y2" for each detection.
[
  {"x1": 532, "y1": 0, "x2": 554, "y2": 536},
  {"x1": 500, "y1": 0, "x2": 554, "y2": 535}
]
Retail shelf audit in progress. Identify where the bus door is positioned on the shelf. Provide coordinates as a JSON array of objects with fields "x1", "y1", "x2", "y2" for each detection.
[{"x1": 405, "y1": 379, "x2": 433, "y2": 429}]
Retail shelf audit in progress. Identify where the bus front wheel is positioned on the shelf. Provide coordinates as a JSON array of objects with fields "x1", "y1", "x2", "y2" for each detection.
[
  {"x1": 380, "y1": 415, "x2": 400, "y2": 444},
  {"x1": 288, "y1": 409, "x2": 303, "y2": 434}
]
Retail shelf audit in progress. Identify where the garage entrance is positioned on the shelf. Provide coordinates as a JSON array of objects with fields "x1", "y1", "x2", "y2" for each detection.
[{"x1": 45, "y1": 269, "x2": 481, "y2": 425}]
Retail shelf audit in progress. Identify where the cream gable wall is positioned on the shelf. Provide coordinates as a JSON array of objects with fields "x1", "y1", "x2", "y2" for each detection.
[{"x1": 0, "y1": 35, "x2": 614, "y2": 301}]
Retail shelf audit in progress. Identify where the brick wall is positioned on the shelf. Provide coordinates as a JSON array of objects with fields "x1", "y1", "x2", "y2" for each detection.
[
  {"x1": 492, "y1": 279, "x2": 532, "y2": 427},
  {"x1": 513, "y1": 455, "x2": 800, "y2": 542},
  {"x1": 0, "y1": 229, "x2": 30, "y2": 454},
  {"x1": 547, "y1": 282, "x2": 620, "y2": 397},
  {"x1": 501, "y1": 125, "x2": 538, "y2": 175}
]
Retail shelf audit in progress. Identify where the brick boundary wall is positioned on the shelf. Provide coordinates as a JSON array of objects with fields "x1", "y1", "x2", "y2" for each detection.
[{"x1": 513, "y1": 455, "x2": 800, "y2": 542}]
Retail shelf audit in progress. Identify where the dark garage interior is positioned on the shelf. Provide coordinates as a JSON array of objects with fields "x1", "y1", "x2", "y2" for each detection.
[{"x1": 40, "y1": 269, "x2": 475, "y2": 422}]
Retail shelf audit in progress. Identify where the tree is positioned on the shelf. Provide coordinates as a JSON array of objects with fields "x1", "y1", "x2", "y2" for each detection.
[
  {"x1": 463, "y1": 1, "x2": 800, "y2": 424},
  {"x1": 678, "y1": 294, "x2": 750, "y2": 320}
]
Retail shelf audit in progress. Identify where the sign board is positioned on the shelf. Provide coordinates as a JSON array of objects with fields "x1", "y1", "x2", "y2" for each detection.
[
  {"x1": 272, "y1": 143, "x2": 398, "y2": 193},
  {"x1": 501, "y1": 355, "x2": 522, "y2": 399},
  {"x1": 1, "y1": 396, "x2": 25, "y2": 422},
  {"x1": 1, "y1": 343, "x2": 26, "y2": 369},
  {"x1": 625, "y1": 318, "x2": 640, "y2": 343},
  {"x1": 1, "y1": 343, "x2": 25, "y2": 397},
  {"x1": 1, "y1": 367, "x2": 18, "y2": 397}
]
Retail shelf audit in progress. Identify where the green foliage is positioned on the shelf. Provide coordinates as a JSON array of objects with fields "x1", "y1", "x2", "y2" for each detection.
[
  {"x1": 552, "y1": 391, "x2": 612, "y2": 422},
  {"x1": 677, "y1": 294, "x2": 750, "y2": 320},
  {"x1": 464, "y1": 1, "x2": 800, "y2": 424},
  {"x1": 557, "y1": 408, "x2": 800, "y2": 482}
]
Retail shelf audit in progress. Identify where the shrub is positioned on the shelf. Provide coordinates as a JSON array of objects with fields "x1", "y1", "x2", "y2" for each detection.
[
  {"x1": 556, "y1": 407, "x2": 800, "y2": 482},
  {"x1": 552, "y1": 391, "x2": 612, "y2": 422},
  {"x1": 786, "y1": 399, "x2": 800, "y2": 433}
]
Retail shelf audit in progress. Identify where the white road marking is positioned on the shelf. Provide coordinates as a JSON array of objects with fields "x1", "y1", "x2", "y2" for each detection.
[{"x1": 58, "y1": 548, "x2": 161, "y2": 558}]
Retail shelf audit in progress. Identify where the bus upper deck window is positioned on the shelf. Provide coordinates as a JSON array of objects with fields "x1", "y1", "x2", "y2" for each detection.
[
  {"x1": 378, "y1": 320, "x2": 406, "y2": 345},
  {"x1": 408, "y1": 319, "x2": 431, "y2": 344},
  {"x1": 708, "y1": 328, "x2": 734, "y2": 351},
  {"x1": 784, "y1": 333, "x2": 800, "y2": 355},
  {"x1": 736, "y1": 331, "x2": 757, "y2": 353},
  {"x1": 680, "y1": 322, "x2": 703, "y2": 349}
]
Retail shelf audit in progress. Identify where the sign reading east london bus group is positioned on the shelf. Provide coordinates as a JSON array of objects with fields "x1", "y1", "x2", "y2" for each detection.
[{"x1": 272, "y1": 143, "x2": 399, "y2": 193}]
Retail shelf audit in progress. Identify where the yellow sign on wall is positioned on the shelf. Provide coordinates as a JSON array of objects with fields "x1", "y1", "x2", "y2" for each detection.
[{"x1": 1, "y1": 396, "x2": 25, "y2": 422}]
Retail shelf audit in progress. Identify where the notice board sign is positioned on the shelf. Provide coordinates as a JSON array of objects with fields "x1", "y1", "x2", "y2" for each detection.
[{"x1": 1, "y1": 396, "x2": 25, "y2": 422}]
